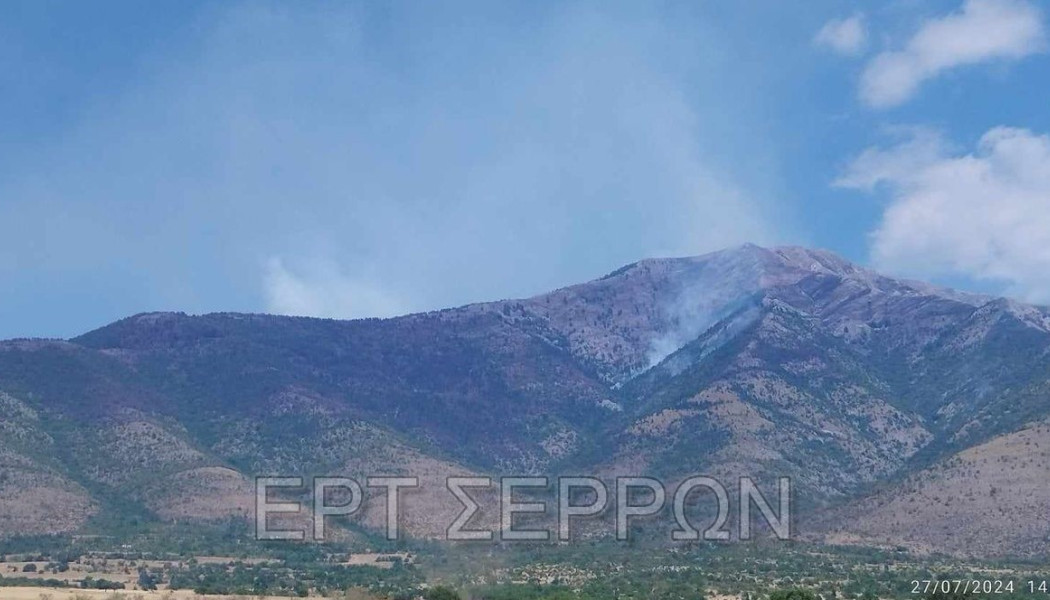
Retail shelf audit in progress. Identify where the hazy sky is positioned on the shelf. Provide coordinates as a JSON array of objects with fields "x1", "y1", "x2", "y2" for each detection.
[{"x1": 2, "y1": 0, "x2": 1049, "y2": 339}]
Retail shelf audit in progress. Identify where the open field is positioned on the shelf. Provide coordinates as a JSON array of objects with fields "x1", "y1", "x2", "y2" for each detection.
[
  {"x1": 2, "y1": 541, "x2": 1047, "y2": 599},
  {"x1": 0, "y1": 552, "x2": 412, "y2": 593},
  {"x1": 0, "y1": 557, "x2": 275, "y2": 590},
  {"x1": 0, "y1": 589, "x2": 329, "y2": 600}
]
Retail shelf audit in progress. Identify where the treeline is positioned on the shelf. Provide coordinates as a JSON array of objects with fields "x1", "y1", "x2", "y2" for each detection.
[{"x1": 162, "y1": 560, "x2": 422, "y2": 597}]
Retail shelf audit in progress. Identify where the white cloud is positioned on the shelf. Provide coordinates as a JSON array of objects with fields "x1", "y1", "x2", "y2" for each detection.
[
  {"x1": 860, "y1": 0, "x2": 1045, "y2": 108},
  {"x1": 264, "y1": 257, "x2": 408, "y2": 319},
  {"x1": 815, "y1": 14, "x2": 867, "y2": 56},
  {"x1": 839, "y1": 126, "x2": 1050, "y2": 302},
  {"x1": 835, "y1": 126, "x2": 952, "y2": 190}
]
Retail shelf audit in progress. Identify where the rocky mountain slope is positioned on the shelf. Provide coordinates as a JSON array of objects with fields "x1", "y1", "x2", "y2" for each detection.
[
  {"x1": 1, "y1": 244, "x2": 1048, "y2": 557},
  {"x1": 821, "y1": 419, "x2": 1050, "y2": 558}
]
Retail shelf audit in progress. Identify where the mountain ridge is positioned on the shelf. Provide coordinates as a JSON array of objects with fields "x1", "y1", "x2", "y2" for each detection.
[{"x1": 2, "y1": 244, "x2": 1049, "y2": 558}]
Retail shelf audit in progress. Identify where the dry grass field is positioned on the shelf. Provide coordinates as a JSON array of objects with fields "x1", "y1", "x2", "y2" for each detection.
[
  {"x1": 0, "y1": 552, "x2": 411, "y2": 599},
  {"x1": 0, "y1": 587, "x2": 389, "y2": 600},
  {"x1": 0, "y1": 589, "x2": 348, "y2": 600},
  {"x1": 0, "y1": 557, "x2": 272, "y2": 590}
]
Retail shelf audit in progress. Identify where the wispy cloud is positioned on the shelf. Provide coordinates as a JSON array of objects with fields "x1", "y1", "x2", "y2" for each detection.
[
  {"x1": 814, "y1": 14, "x2": 867, "y2": 56},
  {"x1": 859, "y1": 0, "x2": 1045, "y2": 108},
  {"x1": 840, "y1": 126, "x2": 1050, "y2": 302}
]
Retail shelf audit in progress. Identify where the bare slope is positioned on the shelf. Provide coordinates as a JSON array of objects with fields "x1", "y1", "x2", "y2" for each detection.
[
  {"x1": 822, "y1": 420, "x2": 1050, "y2": 558},
  {"x1": 2, "y1": 245, "x2": 1049, "y2": 556}
]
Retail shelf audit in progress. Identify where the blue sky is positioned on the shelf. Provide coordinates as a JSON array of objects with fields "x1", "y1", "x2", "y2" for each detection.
[{"x1": 2, "y1": 0, "x2": 1049, "y2": 339}]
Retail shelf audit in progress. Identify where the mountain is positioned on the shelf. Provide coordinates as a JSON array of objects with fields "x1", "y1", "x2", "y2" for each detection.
[
  {"x1": 1, "y1": 244, "x2": 1049, "y2": 557},
  {"x1": 821, "y1": 419, "x2": 1050, "y2": 557}
]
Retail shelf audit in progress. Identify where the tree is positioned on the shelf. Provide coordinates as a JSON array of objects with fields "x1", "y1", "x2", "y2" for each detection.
[
  {"x1": 926, "y1": 587, "x2": 973, "y2": 600},
  {"x1": 138, "y1": 568, "x2": 159, "y2": 591},
  {"x1": 769, "y1": 590, "x2": 818, "y2": 600},
  {"x1": 424, "y1": 586, "x2": 462, "y2": 600}
]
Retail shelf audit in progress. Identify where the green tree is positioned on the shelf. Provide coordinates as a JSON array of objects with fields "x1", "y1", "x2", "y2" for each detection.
[
  {"x1": 926, "y1": 587, "x2": 973, "y2": 600},
  {"x1": 137, "y1": 568, "x2": 158, "y2": 591},
  {"x1": 425, "y1": 586, "x2": 462, "y2": 600},
  {"x1": 769, "y1": 590, "x2": 818, "y2": 600}
]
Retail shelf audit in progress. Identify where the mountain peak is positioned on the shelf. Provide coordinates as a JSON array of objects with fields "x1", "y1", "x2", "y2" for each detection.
[
  {"x1": 509, "y1": 243, "x2": 1001, "y2": 381},
  {"x1": 765, "y1": 245, "x2": 858, "y2": 274}
]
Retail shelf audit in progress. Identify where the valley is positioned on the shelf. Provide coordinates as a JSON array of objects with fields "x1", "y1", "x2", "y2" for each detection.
[{"x1": 1, "y1": 541, "x2": 1048, "y2": 599}]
